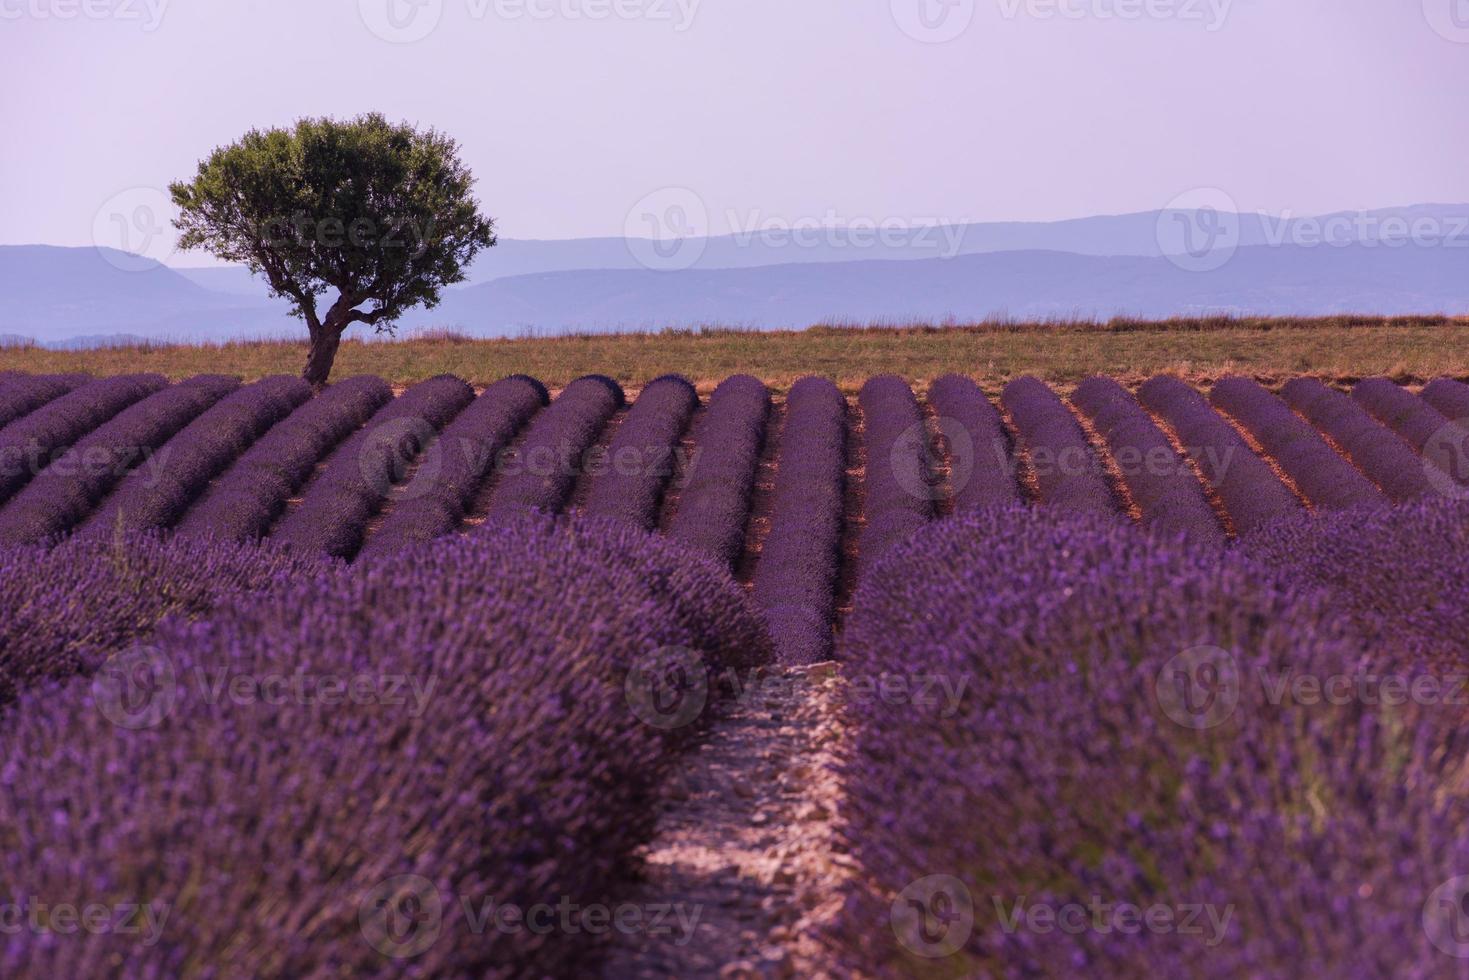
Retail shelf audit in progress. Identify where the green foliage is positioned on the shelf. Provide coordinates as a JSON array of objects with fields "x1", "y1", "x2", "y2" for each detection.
[{"x1": 171, "y1": 113, "x2": 494, "y2": 341}]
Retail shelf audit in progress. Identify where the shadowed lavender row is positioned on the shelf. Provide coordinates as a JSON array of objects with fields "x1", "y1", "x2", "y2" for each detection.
[
  {"x1": 1280, "y1": 377, "x2": 1430, "y2": 502},
  {"x1": 177, "y1": 375, "x2": 392, "y2": 542},
  {"x1": 0, "y1": 374, "x2": 167, "y2": 506},
  {"x1": 270, "y1": 374, "x2": 475, "y2": 559},
  {"x1": 665, "y1": 374, "x2": 770, "y2": 569},
  {"x1": 1136, "y1": 375, "x2": 1300, "y2": 534},
  {"x1": 583, "y1": 374, "x2": 699, "y2": 530},
  {"x1": 357, "y1": 374, "x2": 548, "y2": 560},
  {"x1": 856, "y1": 374, "x2": 932, "y2": 573},
  {"x1": 1001, "y1": 375, "x2": 1117, "y2": 516},
  {"x1": 1353, "y1": 377, "x2": 1469, "y2": 490},
  {"x1": 481, "y1": 374, "x2": 625, "y2": 518},
  {"x1": 752, "y1": 375, "x2": 846, "y2": 665},
  {"x1": 0, "y1": 375, "x2": 240, "y2": 544},
  {"x1": 924, "y1": 373, "x2": 1019, "y2": 511},
  {"x1": 1210, "y1": 376, "x2": 1385, "y2": 510},
  {"x1": 1073, "y1": 375, "x2": 1223, "y2": 544},
  {"x1": 0, "y1": 373, "x2": 89, "y2": 430}
]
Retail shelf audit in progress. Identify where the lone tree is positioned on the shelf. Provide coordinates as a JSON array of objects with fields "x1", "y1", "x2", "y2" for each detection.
[{"x1": 171, "y1": 114, "x2": 495, "y2": 385}]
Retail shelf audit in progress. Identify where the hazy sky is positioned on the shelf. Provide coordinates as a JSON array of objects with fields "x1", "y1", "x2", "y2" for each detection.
[{"x1": 5, "y1": 0, "x2": 1468, "y2": 262}]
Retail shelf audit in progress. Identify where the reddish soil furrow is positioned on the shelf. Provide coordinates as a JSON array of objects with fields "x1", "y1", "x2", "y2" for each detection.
[
  {"x1": 734, "y1": 401, "x2": 786, "y2": 590},
  {"x1": 1209, "y1": 401, "x2": 1315, "y2": 512},
  {"x1": 1067, "y1": 399, "x2": 1140, "y2": 520},
  {"x1": 565, "y1": 407, "x2": 628, "y2": 515},
  {"x1": 832, "y1": 399, "x2": 865, "y2": 630},
  {"x1": 919, "y1": 395, "x2": 957, "y2": 519},
  {"x1": 656, "y1": 402, "x2": 706, "y2": 533}
]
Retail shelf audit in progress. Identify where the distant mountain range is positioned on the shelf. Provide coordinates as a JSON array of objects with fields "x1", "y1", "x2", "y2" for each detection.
[{"x1": 3, "y1": 204, "x2": 1466, "y2": 348}]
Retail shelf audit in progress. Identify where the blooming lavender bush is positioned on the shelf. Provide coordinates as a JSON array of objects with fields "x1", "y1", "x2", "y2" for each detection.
[
  {"x1": 177, "y1": 375, "x2": 392, "y2": 542},
  {"x1": 0, "y1": 514, "x2": 766, "y2": 977},
  {"x1": 582, "y1": 374, "x2": 698, "y2": 530},
  {"x1": 484, "y1": 374, "x2": 625, "y2": 517},
  {"x1": 0, "y1": 373, "x2": 89, "y2": 430},
  {"x1": 357, "y1": 374, "x2": 548, "y2": 559},
  {"x1": 1001, "y1": 375, "x2": 1118, "y2": 516},
  {"x1": 665, "y1": 374, "x2": 770, "y2": 569},
  {"x1": 0, "y1": 530, "x2": 325, "y2": 706},
  {"x1": 924, "y1": 373, "x2": 1019, "y2": 511},
  {"x1": 0, "y1": 375, "x2": 240, "y2": 545},
  {"x1": 1137, "y1": 375, "x2": 1301, "y2": 534},
  {"x1": 1210, "y1": 376, "x2": 1385, "y2": 510},
  {"x1": 0, "y1": 374, "x2": 167, "y2": 506},
  {"x1": 1072, "y1": 375, "x2": 1223, "y2": 544},
  {"x1": 271, "y1": 374, "x2": 475, "y2": 558},
  {"x1": 1421, "y1": 377, "x2": 1469, "y2": 423},
  {"x1": 856, "y1": 375, "x2": 932, "y2": 572},
  {"x1": 751, "y1": 376, "x2": 846, "y2": 665},
  {"x1": 828, "y1": 506, "x2": 1469, "y2": 977}
]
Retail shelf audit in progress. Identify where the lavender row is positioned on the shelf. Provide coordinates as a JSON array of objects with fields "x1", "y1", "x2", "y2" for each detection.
[
  {"x1": 1209, "y1": 376, "x2": 1386, "y2": 510},
  {"x1": 752, "y1": 376, "x2": 846, "y2": 665},
  {"x1": 0, "y1": 530, "x2": 325, "y2": 706},
  {"x1": 924, "y1": 373, "x2": 1020, "y2": 510},
  {"x1": 1136, "y1": 375, "x2": 1301, "y2": 534},
  {"x1": 1072, "y1": 376, "x2": 1224, "y2": 544},
  {"x1": 583, "y1": 374, "x2": 699, "y2": 530},
  {"x1": 0, "y1": 373, "x2": 89, "y2": 429},
  {"x1": 828, "y1": 505, "x2": 1469, "y2": 976},
  {"x1": 665, "y1": 374, "x2": 771, "y2": 569},
  {"x1": 481, "y1": 374, "x2": 625, "y2": 518},
  {"x1": 270, "y1": 374, "x2": 476, "y2": 559},
  {"x1": 856, "y1": 375, "x2": 932, "y2": 572},
  {"x1": 1000, "y1": 375, "x2": 1117, "y2": 516},
  {"x1": 1352, "y1": 377, "x2": 1469, "y2": 490},
  {"x1": 177, "y1": 375, "x2": 392, "y2": 542},
  {"x1": 0, "y1": 375, "x2": 240, "y2": 544},
  {"x1": 1421, "y1": 376, "x2": 1469, "y2": 422},
  {"x1": 0, "y1": 515, "x2": 768, "y2": 976},
  {"x1": 356, "y1": 375, "x2": 548, "y2": 560},
  {"x1": 1280, "y1": 377, "x2": 1430, "y2": 503},
  {"x1": 0, "y1": 373, "x2": 167, "y2": 506},
  {"x1": 86, "y1": 375, "x2": 312, "y2": 537}
]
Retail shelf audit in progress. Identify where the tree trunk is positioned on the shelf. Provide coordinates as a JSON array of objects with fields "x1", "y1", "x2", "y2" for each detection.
[{"x1": 303, "y1": 326, "x2": 342, "y2": 388}]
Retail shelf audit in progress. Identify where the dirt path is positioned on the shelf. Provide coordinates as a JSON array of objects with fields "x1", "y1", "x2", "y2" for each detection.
[{"x1": 602, "y1": 662, "x2": 851, "y2": 979}]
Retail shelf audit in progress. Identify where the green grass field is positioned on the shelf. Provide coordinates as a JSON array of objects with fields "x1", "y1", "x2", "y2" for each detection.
[{"x1": 5, "y1": 316, "x2": 1466, "y2": 392}]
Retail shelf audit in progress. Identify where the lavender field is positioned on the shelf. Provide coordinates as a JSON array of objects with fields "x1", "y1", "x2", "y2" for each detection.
[{"x1": 2, "y1": 367, "x2": 1469, "y2": 976}]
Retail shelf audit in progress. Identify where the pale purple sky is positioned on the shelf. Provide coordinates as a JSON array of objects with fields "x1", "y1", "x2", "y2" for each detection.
[{"x1": 4, "y1": 0, "x2": 1468, "y2": 261}]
